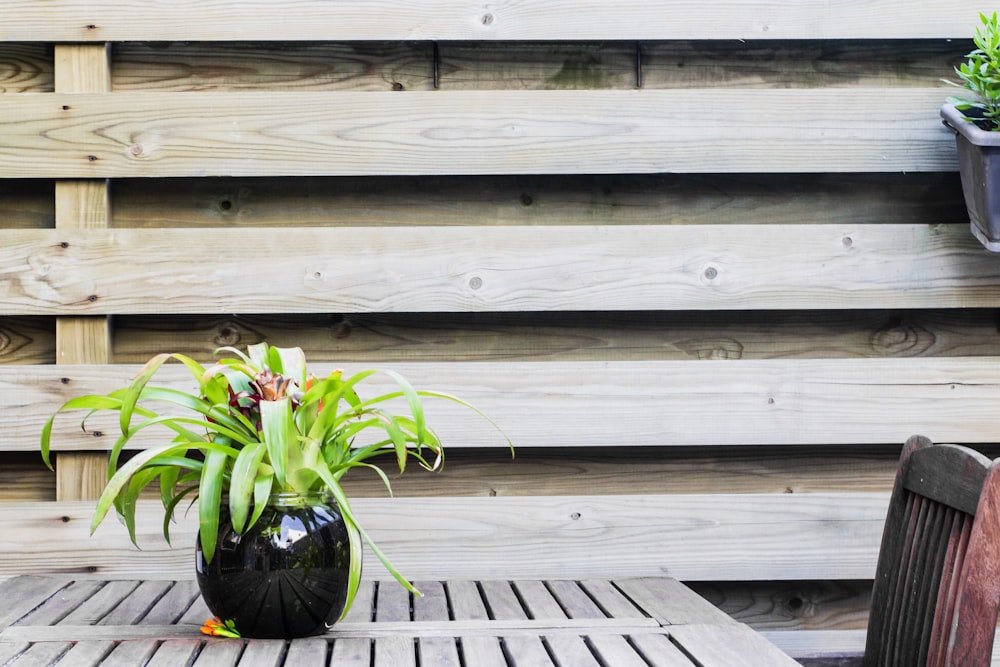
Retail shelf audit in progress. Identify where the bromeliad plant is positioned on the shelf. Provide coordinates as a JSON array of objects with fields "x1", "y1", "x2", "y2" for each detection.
[
  {"x1": 40, "y1": 343, "x2": 506, "y2": 603},
  {"x1": 948, "y1": 11, "x2": 1000, "y2": 130}
]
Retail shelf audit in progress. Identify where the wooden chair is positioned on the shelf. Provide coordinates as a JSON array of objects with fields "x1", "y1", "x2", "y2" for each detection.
[{"x1": 864, "y1": 435, "x2": 1000, "y2": 666}]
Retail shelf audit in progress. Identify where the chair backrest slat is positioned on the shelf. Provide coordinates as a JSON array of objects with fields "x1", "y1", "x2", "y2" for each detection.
[
  {"x1": 865, "y1": 435, "x2": 1000, "y2": 667},
  {"x1": 927, "y1": 512, "x2": 972, "y2": 667}
]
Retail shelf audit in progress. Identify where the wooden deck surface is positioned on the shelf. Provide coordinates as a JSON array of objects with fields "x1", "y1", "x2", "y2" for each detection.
[{"x1": 0, "y1": 575, "x2": 801, "y2": 666}]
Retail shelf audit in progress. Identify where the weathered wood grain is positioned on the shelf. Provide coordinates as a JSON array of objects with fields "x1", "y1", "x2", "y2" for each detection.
[
  {"x1": 0, "y1": 494, "x2": 887, "y2": 581},
  {"x1": 420, "y1": 42, "x2": 636, "y2": 91},
  {"x1": 0, "y1": 0, "x2": 993, "y2": 41},
  {"x1": 442, "y1": 40, "x2": 959, "y2": 90},
  {"x1": 16, "y1": 358, "x2": 1000, "y2": 452},
  {"x1": 689, "y1": 580, "x2": 871, "y2": 631},
  {"x1": 669, "y1": 624, "x2": 803, "y2": 667},
  {"x1": 5, "y1": 224, "x2": 1000, "y2": 316},
  {"x1": 0, "y1": 180, "x2": 53, "y2": 230},
  {"x1": 0, "y1": 317, "x2": 54, "y2": 364},
  {"x1": 337, "y1": 447, "x2": 902, "y2": 498},
  {"x1": 113, "y1": 42, "x2": 435, "y2": 92},
  {"x1": 109, "y1": 173, "x2": 967, "y2": 229},
  {"x1": 0, "y1": 89, "x2": 955, "y2": 177},
  {"x1": 641, "y1": 40, "x2": 961, "y2": 89},
  {"x1": 109, "y1": 309, "x2": 1000, "y2": 364},
  {"x1": 0, "y1": 44, "x2": 52, "y2": 93},
  {"x1": 623, "y1": 578, "x2": 737, "y2": 626},
  {"x1": 53, "y1": 43, "x2": 112, "y2": 503}
]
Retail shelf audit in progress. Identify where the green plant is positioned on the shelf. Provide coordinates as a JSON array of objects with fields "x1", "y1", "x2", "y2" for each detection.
[
  {"x1": 949, "y1": 12, "x2": 1000, "y2": 130},
  {"x1": 41, "y1": 343, "x2": 508, "y2": 613}
]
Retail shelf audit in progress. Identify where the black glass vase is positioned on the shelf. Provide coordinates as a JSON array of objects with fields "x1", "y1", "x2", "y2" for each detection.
[{"x1": 195, "y1": 492, "x2": 355, "y2": 639}]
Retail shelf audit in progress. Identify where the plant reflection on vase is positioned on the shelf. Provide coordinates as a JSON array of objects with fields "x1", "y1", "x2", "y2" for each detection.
[{"x1": 196, "y1": 493, "x2": 352, "y2": 639}]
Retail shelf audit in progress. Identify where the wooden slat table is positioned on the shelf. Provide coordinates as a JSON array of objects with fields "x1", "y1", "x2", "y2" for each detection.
[{"x1": 0, "y1": 575, "x2": 801, "y2": 666}]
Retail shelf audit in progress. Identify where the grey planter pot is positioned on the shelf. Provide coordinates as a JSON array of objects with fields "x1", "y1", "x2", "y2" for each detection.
[{"x1": 941, "y1": 103, "x2": 1000, "y2": 252}]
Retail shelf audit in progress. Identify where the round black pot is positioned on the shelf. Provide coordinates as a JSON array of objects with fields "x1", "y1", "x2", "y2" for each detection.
[{"x1": 195, "y1": 492, "x2": 355, "y2": 639}]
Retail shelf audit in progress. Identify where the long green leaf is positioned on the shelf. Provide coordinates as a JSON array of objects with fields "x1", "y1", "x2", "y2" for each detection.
[
  {"x1": 312, "y1": 466, "x2": 420, "y2": 597},
  {"x1": 162, "y1": 484, "x2": 199, "y2": 545},
  {"x1": 259, "y1": 397, "x2": 296, "y2": 489},
  {"x1": 248, "y1": 471, "x2": 274, "y2": 531},
  {"x1": 274, "y1": 346, "x2": 307, "y2": 385},
  {"x1": 383, "y1": 370, "x2": 429, "y2": 447},
  {"x1": 229, "y1": 442, "x2": 267, "y2": 533},
  {"x1": 198, "y1": 447, "x2": 231, "y2": 564},
  {"x1": 40, "y1": 395, "x2": 126, "y2": 469},
  {"x1": 91, "y1": 440, "x2": 239, "y2": 536},
  {"x1": 119, "y1": 353, "x2": 173, "y2": 437},
  {"x1": 338, "y1": 518, "x2": 364, "y2": 622}
]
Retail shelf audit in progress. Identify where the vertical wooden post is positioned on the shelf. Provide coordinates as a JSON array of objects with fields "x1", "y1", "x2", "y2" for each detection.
[{"x1": 54, "y1": 44, "x2": 112, "y2": 501}]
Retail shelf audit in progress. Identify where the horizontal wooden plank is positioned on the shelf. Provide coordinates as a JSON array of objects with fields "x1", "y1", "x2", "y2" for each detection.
[
  {"x1": 0, "y1": 0, "x2": 993, "y2": 41},
  {"x1": 114, "y1": 42, "x2": 435, "y2": 93},
  {"x1": 109, "y1": 173, "x2": 966, "y2": 229},
  {"x1": 4, "y1": 224, "x2": 1000, "y2": 316},
  {"x1": 14, "y1": 357, "x2": 1000, "y2": 452},
  {"x1": 0, "y1": 494, "x2": 887, "y2": 581},
  {"x1": 107, "y1": 309, "x2": 1000, "y2": 364},
  {"x1": 110, "y1": 41, "x2": 960, "y2": 92},
  {"x1": 57, "y1": 444, "x2": 902, "y2": 501},
  {"x1": 40, "y1": 444, "x2": 902, "y2": 505},
  {"x1": 0, "y1": 89, "x2": 954, "y2": 177},
  {"x1": 338, "y1": 446, "x2": 901, "y2": 498}
]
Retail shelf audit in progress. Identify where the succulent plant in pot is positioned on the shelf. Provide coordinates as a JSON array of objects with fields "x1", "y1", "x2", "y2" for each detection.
[
  {"x1": 40, "y1": 343, "x2": 508, "y2": 639},
  {"x1": 942, "y1": 12, "x2": 1000, "y2": 251}
]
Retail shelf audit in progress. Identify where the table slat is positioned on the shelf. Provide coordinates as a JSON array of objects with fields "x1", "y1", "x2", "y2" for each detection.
[
  {"x1": 418, "y1": 637, "x2": 462, "y2": 667},
  {"x1": 100, "y1": 639, "x2": 159, "y2": 666},
  {"x1": 670, "y1": 624, "x2": 801, "y2": 666},
  {"x1": 449, "y1": 581, "x2": 491, "y2": 621},
  {"x1": 61, "y1": 580, "x2": 138, "y2": 625},
  {"x1": 482, "y1": 581, "x2": 528, "y2": 621},
  {"x1": 459, "y1": 636, "x2": 509, "y2": 667},
  {"x1": 7, "y1": 642, "x2": 71, "y2": 667},
  {"x1": 579, "y1": 580, "x2": 647, "y2": 619},
  {"x1": 544, "y1": 635, "x2": 602, "y2": 666},
  {"x1": 588, "y1": 634, "x2": 657, "y2": 667},
  {"x1": 192, "y1": 640, "x2": 244, "y2": 667},
  {"x1": 550, "y1": 581, "x2": 613, "y2": 619},
  {"x1": 513, "y1": 581, "x2": 567, "y2": 620},
  {"x1": 235, "y1": 639, "x2": 286, "y2": 667},
  {"x1": 0, "y1": 577, "x2": 70, "y2": 631},
  {"x1": 0, "y1": 641, "x2": 29, "y2": 665},
  {"x1": 342, "y1": 581, "x2": 375, "y2": 623},
  {"x1": 143, "y1": 639, "x2": 202, "y2": 667},
  {"x1": 100, "y1": 580, "x2": 174, "y2": 625},
  {"x1": 375, "y1": 581, "x2": 411, "y2": 622},
  {"x1": 329, "y1": 637, "x2": 371, "y2": 666},
  {"x1": 502, "y1": 635, "x2": 554, "y2": 667},
  {"x1": 629, "y1": 633, "x2": 701, "y2": 667},
  {"x1": 374, "y1": 637, "x2": 416, "y2": 667},
  {"x1": 15, "y1": 580, "x2": 104, "y2": 627},
  {"x1": 615, "y1": 578, "x2": 735, "y2": 625},
  {"x1": 284, "y1": 638, "x2": 328, "y2": 664},
  {"x1": 413, "y1": 581, "x2": 463, "y2": 667},
  {"x1": 413, "y1": 581, "x2": 450, "y2": 621},
  {"x1": 52, "y1": 639, "x2": 115, "y2": 666},
  {"x1": 140, "y1": 580, "x2": 202, "y2": 625}
]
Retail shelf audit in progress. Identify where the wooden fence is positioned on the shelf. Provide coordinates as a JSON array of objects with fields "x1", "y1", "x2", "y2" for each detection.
[{"x1": 2, "y1": 0, "x2": 1000, "y2": 651}]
